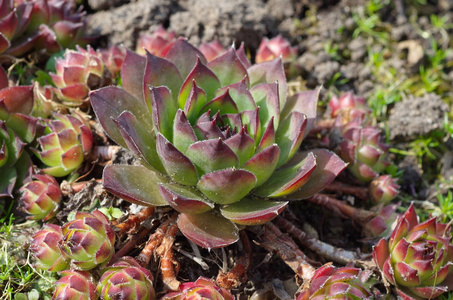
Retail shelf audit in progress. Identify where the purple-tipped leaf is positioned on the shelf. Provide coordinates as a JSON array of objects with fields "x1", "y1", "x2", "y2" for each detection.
[
  {"x1": 184, "y1": 82, "x2": 207, "y2": 124},
  {"x1": 224, "y1": 129, "x2": 255, "y2": 165},
  {"x1": 197, "y1": 168, "x2": 256, "y2": 204},
  {"x1": 275, "y1": 112, "x2": 307, "y2": 167},
  {"x1": 177, "y1": 211, "x2": 239, "y2": 249},
  {"x1": 216, "y1": 79, "x2": 256, "y2": 112},
  {"x1": 281, "y1": 89, "x2": 319, "y2": 136},
  {"x1": 0, "y1": 86, "x2": 34, "y2": 114},
  {"x1": 286, "y1": 149, "x2": 347, "y2": 199},
  {"x1": 103, "y1": 165, "x2": 168, "y2": 206},
  {"x1": 158, "y1": 183, "x2": 213, "y2": 214},
  {"x1": 253, "y1": 151, "x2": 316, "y2": 198},
  {"x1": 243, "y1": 144, "x2": 280, "y2": 187},
  {"x1": 208, "y1": 47, "x2": 249, "y2": 86},
  {"x1": 173, "y1": 109, "x2": 198, "y2": 153},
  {"x1": 166, "y1": 38, "x2": 207, "y2": 78},
  {"x1": 156, "y1": 133, "x2": 198, "y2": 186},
  {"x1": 250, "y1": 83, "x2": 280, "y2": 129},
  {"x1": 150, "y1": 86, "x2": 177, "y2": 140},
  {"x1": 200, "y1": 89, "x2": 238, "y2": 117},
  {"x1": 248, "y1": 58, "x2": 286, "y2": 108},
  {"x1": 121, "y1": 50, "x2": 146, "y2": 101},
  {"x1": 185, "y1": 138, "x2": 238, "y2": 175},
  {"x1": 90, "y1": 86, "x2": 153, "y2": 148},
  {"x1": 115, "y1": 111, "x2": 165, "y2": 173},
  {"x1": 220, "y1": 197, "x2": 287, "y2": 225}
]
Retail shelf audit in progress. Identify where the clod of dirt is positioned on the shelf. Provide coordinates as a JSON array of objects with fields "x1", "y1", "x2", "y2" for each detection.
[
  {"x1": 86, "y1": 0, "x2": 178, "y2": 48},
  {"x1": 168, "y1": 0, "x2": 293, "y2": 49},
  {"x1": 387, "y1": 93, "x2": 449, "y2": 141},
  {"x1": 87, "y1": 0, "x2": 130, "y2": 11}
]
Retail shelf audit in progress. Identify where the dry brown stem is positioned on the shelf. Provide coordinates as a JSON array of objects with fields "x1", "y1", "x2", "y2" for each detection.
[
  {"x1": 116, "y1": 206, "x2": 156, "y2": 235},
  {"x1": 323, "y1": 181, "x2": 369, "y2": 201},
  {"x1": 156, "y1": 221, "x2": 180, "y2": 291}
]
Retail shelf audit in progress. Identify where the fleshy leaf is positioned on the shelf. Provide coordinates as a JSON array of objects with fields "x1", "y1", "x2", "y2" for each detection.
[
  {"x1": 178, "y1": 58, "x2": 220, "y2": 109},
  {"x1": 115, "y1": 111, "x2": 165, "y2": 173},
  {"x1": 243, "y1": 144, "x2": 280, "y2": 187},
  {"x1": 143, "y1": 51, "x2": 182, "y2": 103},
  {"x1": 177, "y1": 211, "x2": 239, "y2": 249},
  {"x1": 158, "y1": 183, "x2": 213, "y2": 214},
  {"x1": 103, "y1": 165, "x2": 168, "y2": 206},
  {"x1": 121, "y1": 50, "x2": 146, "y2": 101},
  {"x1": 275, "y1": 111, "x2": 307, "y2": 167},
  {"x1": 224, "y1": 128, "x2": 255, "y2": 165},
  {"x1": 90, "y1": 86, "x2": 153, "y2": 148},
  {"x1": 185, "y1": 138, "x2": 238, "y2": 175},
  {"x1": 220, "y1": 197, "x2": 287, "y2": 225},
  {"x1": 0, "y1": 166, "x2": 16, "y2": 197},
  {"x1": 156, "y1": 133, "x2": 198, "y2": 186},
  {"x1": 216, "y1": 79, "x2": 256, "y2": 112},
  {"x1": 184, "y1": 82, "x2": 207, "y2": 124},
  {"x1": 0, "y1": 66, "x2": 8, "y2": 89},
  {"x1": 285, "y1": 149, "x2": 348, "y2": 200},
  {"x1": 208, "y1": 47, "x2": 249, "y2": 86},
  {"x1": 150, "y1": 86, "x2": 177, "y2": 141},
  {"x1": 248, "y1": 58, "x2": 286, "y2": 108},
  {"x1": 197, "y1": 168, "x2": 256, "y2": 204},
  {"x1": 281, "y1": 89, "x2": 319, "y2": 136},
  {"x1": 165, "y1": 38, "x2": 207, "y2": 79},
  {"x1": 0, "y1": 86, "x2": 34, "y2": 114},
  {"x1": 200, "y1": 89, "x2": 238, "y2": 117},
  {"x1": 250, "y1": 83, "x2": 280, "y2": 129},
  {"x1": 253, "y1": 151, "x2": 316, "y2": 198},
  {"x1": 173, "y1": 110, "x2": 198, "y2": 153}
]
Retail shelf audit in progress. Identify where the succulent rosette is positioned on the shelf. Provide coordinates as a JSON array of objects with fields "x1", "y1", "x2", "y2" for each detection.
[
  {"x1": 91, "y1": 38, "x2": 346, "y2": 249},
  {"x1": 338, "y1": 124, "x2": 390, "y2": 182},
  {"x1": 373, "y1": 204, "x2": 453, "y2": 299},
  {"x1": 98, "y1": 45, "x2": 127, "y2": 78},
  {"x1": 29, "y1": 224, "x2": 70, "y2": 272},
  {"x1": 0, "y1": 0, "x2": 90, "y2": 56},
  {"x1": 363, "y1": 203, "x2": 400, "y2": 238},
  {"x1": 255, "y1": 35, "x2": 297, "y2": 64},
  {"x1": 369, "y1": 175, "x2": 400, "y2": 205},
  {"x1": 162, "y1": 277, "x2": 233, "y2": 300},
  {"x1": 0, "y1": 66, "x2": 36, "y2": 197},
  {"x1": 136, "y1": 25, "x2": 177, "y2": 57},
  {"x1": 32, "y1": 112, "x2": 93, "y2": 177},
  {"x1": 18, "y1": 174, "x2": 61, "y2": 220},
  {"x1": 97, "y1": 256, "x2": 155, "y2": 300},
  {"x1": 59, "y1": 210, "x2": 115, "y2": 270},
  {"x1": 199, "y1": 40, "x2": 227, "y2": 62},
  {"x1": 296, "y1": 264, "x2": 374, "y2": 300},
  {"x1": 328, "y1": 91, "x2": 369, "y2": 119},
  {"x1": 51, "y1": 46, "x2": 105, "y2": 105},
  {"x1": 52, "y1": 270, "x2": 98, "y2": 300}
]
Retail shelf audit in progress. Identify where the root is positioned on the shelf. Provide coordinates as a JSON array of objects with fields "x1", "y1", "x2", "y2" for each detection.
[
  {"x1": 135, "y1": 217, "x2": 172, "y2": 267},
  {"x1": 156, "y1": 221, "x2": 180, "y2": 291},
  {"x1": 116, "y1": 206, "x2": 156, "y2": 235},
  {"x1": 323, "y1": 181, "x2": 369, "y2": 201}
]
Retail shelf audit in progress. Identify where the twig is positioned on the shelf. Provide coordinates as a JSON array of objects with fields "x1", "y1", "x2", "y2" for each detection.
[
  {"x1": 257, "y1": 223, "x2": 316, "y2": 282},
  {"x1": 323, "y1": 181, "x2": 369, "y2": 201},
  {"x1": 274, "y1": 216, "x2": 362, "y2": 265},
  {"x1": 116, "y1": 206, "x2": 155, "y2": 235},
  {"x1": 114, "y1": 225, "x2": 155, "y2": 260},
  {"x1": 216, "y1": 230, "x2": 251, "y2": 290},
  {"x1": 156, "y1": 221, "x2": 180, "y2": 291},
  {"x1": 135, "y1": 217, "x2": 172, "y2": 266},
  {"x1": 307, "y1": 193, "x2": 375, "y2": 223}
]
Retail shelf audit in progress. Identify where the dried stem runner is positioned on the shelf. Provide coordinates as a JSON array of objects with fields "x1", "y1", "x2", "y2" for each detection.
[
  {"x1": 114, "y1": 225, "x2": 155, "y2": 260},
  {"x1": 323, "y1": 181, "x2": 369, "y2": 201},
  {"x1": 156, "y1": 221, "x2": 180, "y2": 291},
  {"x1": 116, "y1": 206, "x2": 156, "y2": 235},
  {"x1": 274, "y1": 216, "x2": 362, "y2": 265},
  {"x1": 257, "y1": 222, "x2": 316, "y2": 282},
  {"x1": 216, "y1": 230, "x2": 252, "y2": 290},
  {"x1": 307, "y1": 193, "x2": 375, "y2": 223}
]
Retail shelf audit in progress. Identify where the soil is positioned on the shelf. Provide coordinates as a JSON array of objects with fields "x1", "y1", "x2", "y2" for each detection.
[{"x1": 6, "y1": 0, "x2": 453, "y2": 298}]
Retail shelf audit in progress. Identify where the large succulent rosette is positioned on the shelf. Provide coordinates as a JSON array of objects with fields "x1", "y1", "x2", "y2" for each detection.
[
  {"x1": 91, "y1": 38, "x2": 346, "y2": 249},
  {"x1": 0, "y1": 0, "x2": 90, "y2": 56},
  {"x1": 373, "y1": 204, "x2": 453, "y2": 299},
  {"x1": 297, "y1": 264, "x2": 374, "y2": 300},
  {"x1": 0, "y1": 66, "x2": 36, "y2": 197}
]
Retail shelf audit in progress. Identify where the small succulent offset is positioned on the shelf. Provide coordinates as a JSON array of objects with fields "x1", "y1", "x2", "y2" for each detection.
[
  {"x1": 52, "y1": 270, "x2": 98, "y2": 300},
  {"x1": 0, "y1": 0, "x2": 90, "y2": 56},
  {"x1": 373, "y1": 204, "x2": 453, "y2": 299},
  {"x1": 97, "y1": 257, "x2": 155, "y2": 300},
  {"x1": 0, "y1": 67, "x2": 36, "y2": 197},
  {"x1": 33, "y1": 112, "x2": 93, "y2": 177},
  {"x1": 29, "y1": 224, "x2": 70, "y2": 272},
  {"x1": 329, "y1": 91, "x2": 369, "y2": 121},
  {"x1": 91, "y1": 38, "x2": 346, "y2": 249},
  {"x1": 363, "y1": 203, "x2": 400, "y2": 238},
  {"x1": 59, "y1": 210, "x2": 115, "y2": 270},
  {"x1": 255, "y1": 35, "x2": 297, "y2": 64},
  {"x1": 51, "y1": 46, "x2": 105, "y2": 105},
  {"x1": 296, "y1": 264, "x2": 375, "y2": 299},
  {"x1": 369, "y1": 175, "x2": 400, "y2": 205},
  {"x1": 136, "y1": 25, "x2": 177, "y2": 57},
  {"x1": 198, "y1": 40, "x2": 227, "y2": 62},
  {"x1": 98, "y1": 45, "x2": 127, "y2": 78},
  {"x1": 18, "y1": 174, "x2": 61, "y2": 221},
  {"x1": 161, "y1": 277, "x2": 234, "y2": 300}
]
